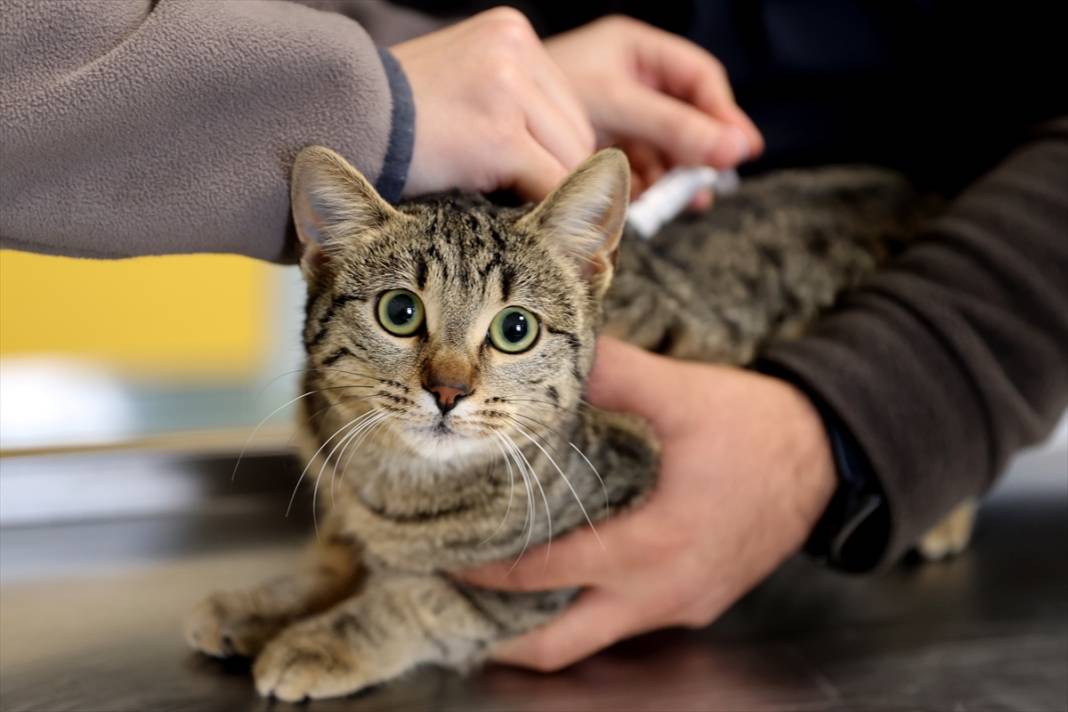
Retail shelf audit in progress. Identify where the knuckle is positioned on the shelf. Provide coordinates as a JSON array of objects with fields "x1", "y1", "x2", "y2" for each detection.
[
  {"x1": 484, "y1": 6, "x2": 536, "y2": 43},
  {"x1": 486, "y1": 61, "x2": 523, "y2": 94},
  {"x1": 482, "y1": 115, "x2": 523, "y2": 149},
  {"x1": 597, "y1": 14, "x2": 635, "y2": 32},
  {"x1": 601, "y1": 79, "x2": 631, "y2": 111}
]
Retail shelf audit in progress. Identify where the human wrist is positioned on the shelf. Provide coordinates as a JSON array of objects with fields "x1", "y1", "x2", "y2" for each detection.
[
  {"x1": 772, "y1": 376, "x2": 838, "y2": 537},
  {"x1": 754, "y1": 359, "x2": 891, "y2": 572}
]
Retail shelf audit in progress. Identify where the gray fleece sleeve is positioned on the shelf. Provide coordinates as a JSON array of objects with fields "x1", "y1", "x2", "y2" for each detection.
[{"x1": 0, "y1": 0, "x2": 415, "y2": 262}]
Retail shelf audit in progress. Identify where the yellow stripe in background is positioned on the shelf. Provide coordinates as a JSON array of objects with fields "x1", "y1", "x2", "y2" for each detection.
[{"x1": 0, "y1": 250, "x2": 271, "y2": 379}]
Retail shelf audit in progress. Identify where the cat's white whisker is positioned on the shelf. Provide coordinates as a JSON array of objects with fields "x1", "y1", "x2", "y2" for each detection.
[
  {"x1": 254, "y1": 367, "x2": 380, "y2": 401},
  {"x1": 569, "y1": 441, "x2": 609, "y2": 515},
  {"x1": 231, "y1": 386, "x2": 372, "y2": 484},
  {"x1": 323, "y1": 411, "x2": 378, "y2": 503},
  {"x1": 508, "y1": 409, "x2": 572, "y2": 440},
  {"x1": 503, "y1": 413, "x2": 606, "y2": 516},
  {"x1": 480, "y1": 433, "x2": 518, "y2": 547},
  {"x1": 333, "y1": 410, "x2": 393, "y2": 502},
  {"x1": 494, "y1": 431, "x2": 534, "y2": 554},
  {"x1": 500, "y1": 430, "x2": 553, "y2": 570},
  {"x1": 495, "y1": 431, "x2": 538, "y2": 568},
  {"x1": 511, "y1": 421, "x2": 605, "y2": 553},
  {"x1": 311, "y1": 409, "x2": 383, "y2": 534},
  {"x1": 307, "y1": 365, "x2": 400, "y2": 385},
  {"x1": 308, "y1": 411, "x2": 380, "y2": 536},
  {"x1": 234, "y1": 389, "x2": 320, "y2": 485},
  {"x1": 286, "y1": 413, "x2": 368, "y2": 519}
]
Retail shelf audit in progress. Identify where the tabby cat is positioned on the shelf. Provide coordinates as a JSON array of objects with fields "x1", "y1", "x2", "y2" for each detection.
[{"x1": 185, "y1": 147, "x2": 966, "y2": 701}]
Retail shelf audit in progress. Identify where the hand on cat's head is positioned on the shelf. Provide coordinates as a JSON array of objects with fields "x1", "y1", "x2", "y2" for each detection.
[
  {"x1": 388, "y1": 10, "x2": 762, "y2": 202},
  {"x1": 544, "y1": 15, "x2": 764, "y2": 199}
]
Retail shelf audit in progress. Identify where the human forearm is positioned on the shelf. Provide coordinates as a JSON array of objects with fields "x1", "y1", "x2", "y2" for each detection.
[
  {"x1": 761, "y1": 117, "x2": 1068, "y2": 569},
  {"x1": 0, "y1": 0, "x2": 412, "y2": 261}
]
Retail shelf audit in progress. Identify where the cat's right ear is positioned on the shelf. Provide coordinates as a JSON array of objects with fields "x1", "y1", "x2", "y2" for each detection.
[{"x1": 290, "y1": 146, "x2": 400, "y2": 275}]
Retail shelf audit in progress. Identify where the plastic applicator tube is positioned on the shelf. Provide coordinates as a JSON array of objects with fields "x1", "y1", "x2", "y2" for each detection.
[{"x1": 626, "y1": 167, "x2": 739, "y2": 239}]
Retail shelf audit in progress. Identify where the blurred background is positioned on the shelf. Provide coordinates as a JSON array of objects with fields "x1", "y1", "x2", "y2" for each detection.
[
  {"x1": 0, "y1": 250, "x2": 307, "y2": 451},
  {"x1": 2, "y1": 245, "x2": 1066, "y2": 523},
  {"x1": 0, "y1": 250, "x2": 312, "y2": 525}
]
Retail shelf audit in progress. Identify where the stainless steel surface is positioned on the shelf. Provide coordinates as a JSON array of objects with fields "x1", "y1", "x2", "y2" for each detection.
[{"x1": 1, "y1": 447, "x2": 1065, "y2": 712}]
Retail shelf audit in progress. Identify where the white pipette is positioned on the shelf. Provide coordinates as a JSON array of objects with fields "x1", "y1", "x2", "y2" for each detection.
[{"x1": 626, "y1": 166, "x2": 739, "y2": 239}]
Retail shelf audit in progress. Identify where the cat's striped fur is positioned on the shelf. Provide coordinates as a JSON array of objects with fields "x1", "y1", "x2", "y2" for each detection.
[{"x1": 186, "y1": 148, "x2": 934, "y2": 701}]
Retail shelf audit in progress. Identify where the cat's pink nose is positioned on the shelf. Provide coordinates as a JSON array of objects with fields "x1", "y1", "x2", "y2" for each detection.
[{"x1": 425, "y1": 381, "x2": 470, "y2": 414}]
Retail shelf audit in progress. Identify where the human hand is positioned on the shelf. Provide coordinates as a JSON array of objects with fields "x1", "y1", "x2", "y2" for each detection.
[
  {"x1": 392, "y1": 8, "x2": 595, "y2": 200},
  {"x1": 545, "y1": 16, "x2": 764, "y2": 206},
  {"x1": 460, "y1": 337, "x2": 835, "y2": 671}
]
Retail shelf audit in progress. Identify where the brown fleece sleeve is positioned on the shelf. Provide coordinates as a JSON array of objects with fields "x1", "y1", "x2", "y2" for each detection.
[
  {"x1": 0, "y1": 0, "x2": 414, "y2": 262},
  {"x1": 761, "y1": 117, "x2": 1068, "y2": 568}
]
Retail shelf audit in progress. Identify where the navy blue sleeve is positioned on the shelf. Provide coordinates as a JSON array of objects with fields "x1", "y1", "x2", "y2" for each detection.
[{"x1": 374, "y1": 48, "x2": 415, "y2": 203}]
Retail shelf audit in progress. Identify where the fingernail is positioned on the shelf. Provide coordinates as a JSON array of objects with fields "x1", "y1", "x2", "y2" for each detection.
[
  {"x1": 704, "y1": 126, "x2": 749, "y2": 168},
  {"x1": 728, "y1": 126, "x2": 750, "y2": 164}
]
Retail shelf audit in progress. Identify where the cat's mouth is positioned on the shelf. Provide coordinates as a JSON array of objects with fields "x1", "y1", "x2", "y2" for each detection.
[
  {"x1": 409, "y1": 415, "x2": 464, "y2": 440},
  {"x1": 398, "y1": 414, "x2": 494, "y2": 462}
]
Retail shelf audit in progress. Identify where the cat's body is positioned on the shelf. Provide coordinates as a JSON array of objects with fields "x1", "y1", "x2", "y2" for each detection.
[{"x1": 186, "y1": 149, "x2": 962, "y2": 701}]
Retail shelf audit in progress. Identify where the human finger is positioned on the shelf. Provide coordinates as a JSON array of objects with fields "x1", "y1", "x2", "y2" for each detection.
[
  {"x1": 643, "y1": 31, "x2": 764, "y2": 156},
  {"x1": 457, "y1": 522, "x2": 616, "y2": 592},
  {"x1": 620, "y1": 139, "x2": 668, "y2": 197},
  {"x1": 519, "y1": 76, "x2": 594, "y2": 171},
  {"x1": 528, "y1": 54, "x2": 596, "y2": 158},
  {"x1": 504, "y1": 138, "x2": 570, "y2": 200},
  {"x1": 688, "y1": 187, "x2": 714, "y2": 212},
  {"x1": 601, "y1": 85, "x2": 749, "y2": 169},
  {"x1": 491, "y1": 590, "x2": 638, "y2": 671},
  {"x1": 585, "y1": 337, "x2": 694, "y2": 437}
]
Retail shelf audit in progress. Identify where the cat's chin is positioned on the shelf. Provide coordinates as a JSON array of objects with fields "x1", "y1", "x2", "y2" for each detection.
[{"x1": 394, "y1": 425, "x2": 496, "y2": 465}]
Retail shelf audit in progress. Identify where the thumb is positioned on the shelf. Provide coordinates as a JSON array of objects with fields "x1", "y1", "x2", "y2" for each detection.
[{"x1": 585, "y1": 337, "x2": 693, "y2": 437}]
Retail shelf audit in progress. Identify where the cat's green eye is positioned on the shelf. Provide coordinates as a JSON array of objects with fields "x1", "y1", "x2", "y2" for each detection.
[
  {"x1": 488, "y1": 306, "x2": 539, "y2": 354},
  {"x1": 376, "y1": 289, "x2": 424, "y2": 337}
]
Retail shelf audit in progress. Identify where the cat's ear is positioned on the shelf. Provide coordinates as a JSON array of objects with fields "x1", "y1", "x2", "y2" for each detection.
[
  {"x1": 291, "y1": 146, "x2": 399, "y2": 274},
  {"x1": 519, "y1": 148, "x2": 630, "y2": 297}
]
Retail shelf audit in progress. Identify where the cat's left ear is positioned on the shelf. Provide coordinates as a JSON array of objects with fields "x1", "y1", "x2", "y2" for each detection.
[
  {"x1": 290, "y1": 146, "x2": 400, "y2": 275},
  {"x1": 519, "y1": 148, "x2": 630, "y2": 298}
]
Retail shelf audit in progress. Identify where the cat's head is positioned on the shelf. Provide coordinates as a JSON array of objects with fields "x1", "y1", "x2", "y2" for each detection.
[{"x1": 291, "y1": 147, "x2": 629, "y2": 463}]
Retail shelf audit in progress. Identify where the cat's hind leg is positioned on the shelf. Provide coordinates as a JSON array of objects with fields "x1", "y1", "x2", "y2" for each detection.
[
  {"x1": 916, "y1": 499, "x2": 978, "y2": 561},
  {"x1": 184, "y1": 532, "x2": 360, "y2": 658}
]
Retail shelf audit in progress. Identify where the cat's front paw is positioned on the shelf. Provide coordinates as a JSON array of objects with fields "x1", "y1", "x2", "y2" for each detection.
[
  {"x1": 254, "y1": 624, "x2": 372, "y2": 702},
  {"x1": 184, "y1": 591, "x2": 284, "y2": 658}
]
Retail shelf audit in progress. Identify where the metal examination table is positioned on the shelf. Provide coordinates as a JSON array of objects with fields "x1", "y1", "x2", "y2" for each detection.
[{"x1": 1, "y1": 441, "x2": 1065, "y2": 712}]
